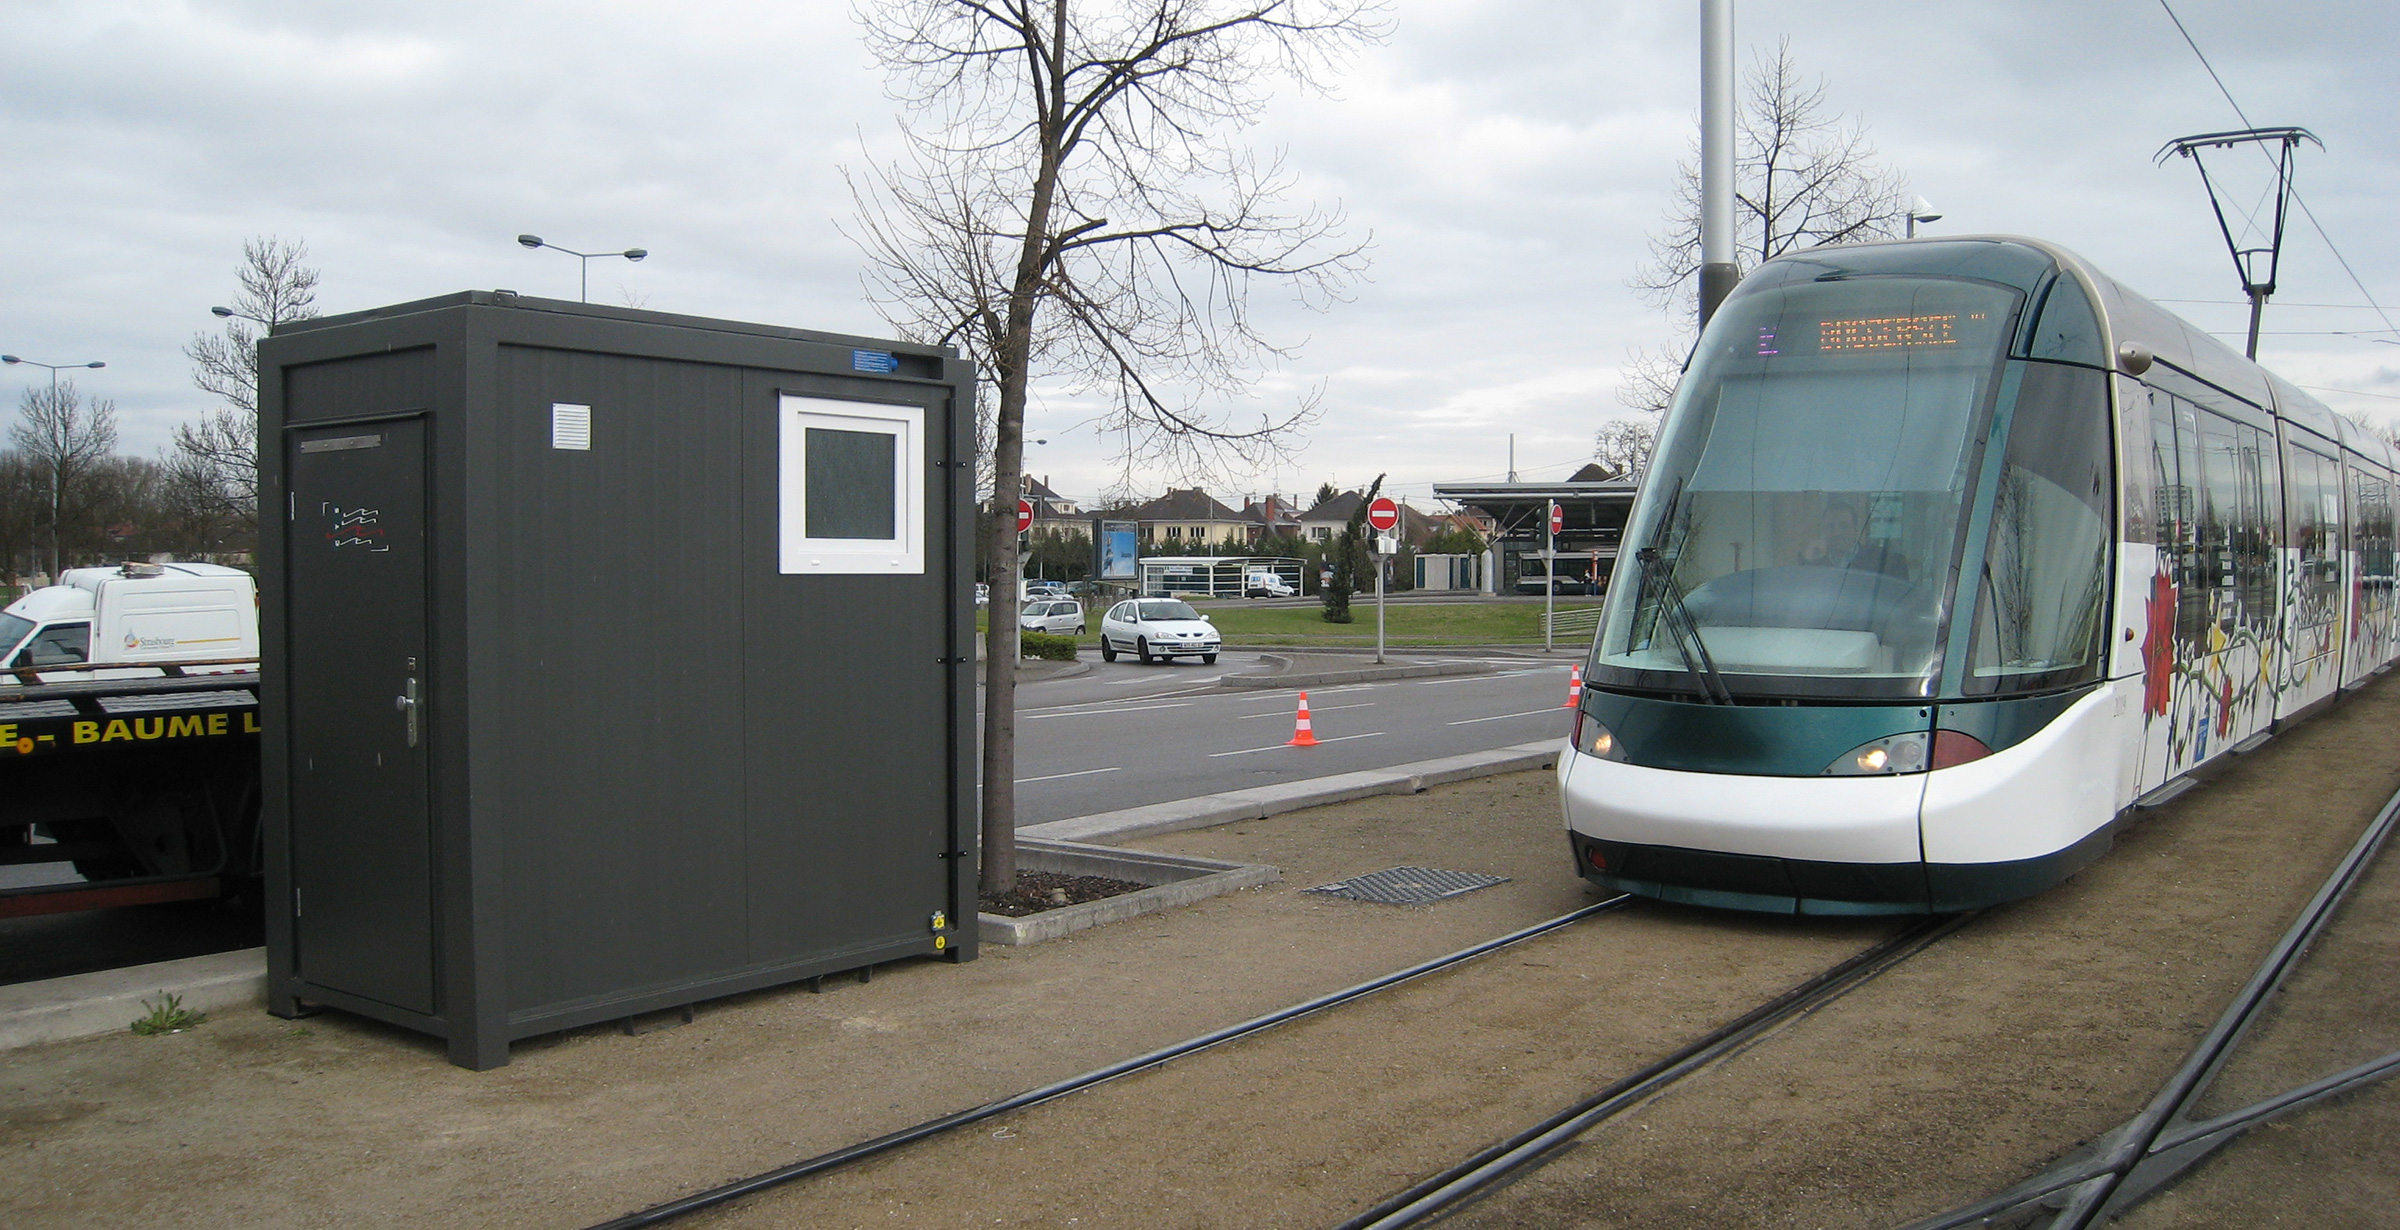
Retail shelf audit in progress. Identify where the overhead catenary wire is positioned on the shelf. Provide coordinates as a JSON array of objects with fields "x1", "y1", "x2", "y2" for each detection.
[{"x1": 2154, "y1": 0, "x2": 2400, "y2": 344}]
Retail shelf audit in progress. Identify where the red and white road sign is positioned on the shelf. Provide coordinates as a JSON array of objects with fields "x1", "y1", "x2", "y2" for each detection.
[
  {"x1": 1548, "y1": 501, "x2": 1564, "y2": 535},
  {"x1": 1366, "y1": 496, "x2": 1400, "y2": 533},
  {"x1": 1016, "y1": 498, "x2": 1033, "y2": 533}
]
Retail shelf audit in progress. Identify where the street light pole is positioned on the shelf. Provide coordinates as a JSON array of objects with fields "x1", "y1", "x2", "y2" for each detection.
[
  {"x1": 2, "y1": 354, "x2": 106, "y2": 579},
  {"x1": 516, "y1": 235, "x2": 648, "y2": 303}
]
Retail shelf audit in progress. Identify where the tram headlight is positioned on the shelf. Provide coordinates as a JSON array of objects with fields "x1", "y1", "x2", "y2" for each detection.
[
  {"x1": 1572, "y1": 712, "x2": 1626, "y2": 761},
  {"x1": 1825, "y1": 732, "x2": 1929, "y2": 775}
]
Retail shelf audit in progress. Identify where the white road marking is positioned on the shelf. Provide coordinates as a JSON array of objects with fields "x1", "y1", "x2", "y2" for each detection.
[
  {"x1": 1207, "y1": 731, "x2": 1385, "y2": 757},
  {"x1": 1016, "y1": 767, "x2": 1123, "y2": 783},
  {"x1": 1234, "y1": 701, "x2": 1374, "y2": 719},
  {"x1": 1447, "y1": 708, "x2": 1569, "y2": 725},
  {"x1": 1023, "y1": 702, "x2": 1193, "y2": 720}
]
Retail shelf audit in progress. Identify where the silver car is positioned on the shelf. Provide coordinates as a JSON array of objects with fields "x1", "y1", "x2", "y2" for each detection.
[
  {"x1": 1099, "y1": 598, "x2": 1220, "y2": 664},
  {"x1": 1018, "y1": 598, "x2": 1086, "y2": 636}
]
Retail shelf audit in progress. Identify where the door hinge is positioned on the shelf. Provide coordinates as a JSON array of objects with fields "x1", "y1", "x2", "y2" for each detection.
[{"x1": 294, "y1": 888, "x2": 303, "y2": 918}]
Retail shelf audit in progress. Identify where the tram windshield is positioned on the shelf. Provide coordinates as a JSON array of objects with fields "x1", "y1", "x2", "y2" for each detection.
[{"x1": 1595, "y1": 275, "x2": 2022, "y2": 700}]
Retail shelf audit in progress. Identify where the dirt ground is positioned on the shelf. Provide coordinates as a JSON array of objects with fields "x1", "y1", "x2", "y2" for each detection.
[{"x1": 5, "y1": 679, "x2": 2397, "y2": 1229}]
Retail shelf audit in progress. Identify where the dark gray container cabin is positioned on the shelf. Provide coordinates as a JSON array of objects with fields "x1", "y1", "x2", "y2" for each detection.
[{"x1": 257, "y1": 292, "x2": 977, "y2": 1069}]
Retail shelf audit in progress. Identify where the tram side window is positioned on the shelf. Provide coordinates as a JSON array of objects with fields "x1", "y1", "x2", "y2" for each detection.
[
  {"x1": 2150, "y1": 392, "x2": 2191, "y2": 585},
  {"x1": 2197, "y1": 414, "x2": 2243, "y2": 631},
  {"x1": 2167, "y1": 399, "x2": 2212, "y2": 646},
  {"x1": 2353, "y1": 467, "x2": 2396, "y2": 596},
  {"x1": 2288, "y1": 447, "x2": 2342, "y2": 641},
  {"x1": 1965, "y1": 363, "x2": 2111, "y2": 693},
  {"x1": 2239, "y1": 423, "x2": 2281, "y2": 632}
]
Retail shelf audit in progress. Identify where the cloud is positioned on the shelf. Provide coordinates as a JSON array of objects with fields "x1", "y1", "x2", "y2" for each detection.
[{"x1": 2, "y1": 0, "x2": 2393, "y2": 505}]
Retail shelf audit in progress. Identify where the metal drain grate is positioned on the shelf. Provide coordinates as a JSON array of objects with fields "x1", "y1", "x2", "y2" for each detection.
[{"x1": 1305, "y1": 866, "x2": 1510, "y2": 905}]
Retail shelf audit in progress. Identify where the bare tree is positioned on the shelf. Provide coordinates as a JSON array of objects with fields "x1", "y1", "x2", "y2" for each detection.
[
  {"x1": 849, "y1": 0, "x2": 1385, "y2": 894},
  {"x1": 11, "y1": 380, "x2": 118, "y2": 577},
  {"x1": 174, "y1": 236, "x2": 320, "y2": 550},
  {"x1": 0, "y1": 450, "x2": 39, "y2": 583},
  {"x1": 1621, "y1": 39, "x2": 1910, "y2": 414},
  {"x1": 1591, "y1": 416, "x2": 1658, "y2": 481}
]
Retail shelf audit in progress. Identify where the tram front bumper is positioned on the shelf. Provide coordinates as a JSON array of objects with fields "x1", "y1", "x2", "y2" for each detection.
[{"x1": 1557, "y1": 750, "x2": 1931, "y2": 915}]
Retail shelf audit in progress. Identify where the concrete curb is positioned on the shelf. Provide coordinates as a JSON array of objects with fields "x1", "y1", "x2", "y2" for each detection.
[
  {"x1": 1019, "y1": 740, "x2": 1561, "y2": 846},
  {"x1": 1219, "y1": 655, "x2": 1495, "y2": 690},
  {"x1": 978, "y1": 839, "x2": 1280, "y2": 946},
  {"x1": 0, "y1": 947, "x2": 266, "y2": 1050}
]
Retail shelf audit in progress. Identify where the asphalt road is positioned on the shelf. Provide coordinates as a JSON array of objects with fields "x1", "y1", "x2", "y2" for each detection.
[
  {"x1": 998, "y1": 652, "x2": 1576, "y2": 824},
  {"x1": 2, "y1": 650, "x2": 1577, "y2": 987}
]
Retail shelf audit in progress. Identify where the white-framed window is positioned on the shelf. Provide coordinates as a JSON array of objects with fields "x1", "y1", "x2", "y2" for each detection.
[{"x1": 778, "y1": 394, "x2": 924, "y2": 575}]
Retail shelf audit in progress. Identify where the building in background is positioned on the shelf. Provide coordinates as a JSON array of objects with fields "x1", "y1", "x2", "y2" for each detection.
[{"x1": 1432, "y1": 464, "x2": 1638, "y2": 595}]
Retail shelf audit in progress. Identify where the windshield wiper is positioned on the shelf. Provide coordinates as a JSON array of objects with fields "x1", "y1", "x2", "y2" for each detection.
[
  {"x1": 1632, "y1": 478, "x2": 1733, "y2": 705},
  {"x1": 1636, "y1": 547, "x2": 1734, "y2": 705}
]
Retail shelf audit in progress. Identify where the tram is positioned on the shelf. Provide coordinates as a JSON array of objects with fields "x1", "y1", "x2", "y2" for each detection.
[{"x1": 1560, "y1": 235, "x2": 2398, "y2": 914}]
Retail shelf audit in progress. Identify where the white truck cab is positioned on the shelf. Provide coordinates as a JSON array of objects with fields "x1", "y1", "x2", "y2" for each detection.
[{"x1": 0, "y1": 562, "x2": 259, "y2": 681}]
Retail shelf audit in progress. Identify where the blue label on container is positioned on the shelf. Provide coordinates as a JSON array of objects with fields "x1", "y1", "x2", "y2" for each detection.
[{"x1": 851, "y1": 349, "x2": 900, "y2": 373}]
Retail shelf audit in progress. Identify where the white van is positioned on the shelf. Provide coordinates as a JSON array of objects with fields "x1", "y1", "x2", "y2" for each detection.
[
  {"x1": 1243, "y1": 571, "x2": 1296, "y2": 598},
  {"x1": 0, "y1": 562, "x2": 259, "y2": 682}
]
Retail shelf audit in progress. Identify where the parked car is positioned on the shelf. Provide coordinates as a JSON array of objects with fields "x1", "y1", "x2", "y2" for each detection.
[
  {"x1": 1019, "y1": 598, "x2": 1086, "y2": 636},
  {"x1": 1243, "y1": 571, "x2": 1296, "y2": 598},
  {"x1": 1099, "y1": 598, "x2": 1220, "y2": 664}
]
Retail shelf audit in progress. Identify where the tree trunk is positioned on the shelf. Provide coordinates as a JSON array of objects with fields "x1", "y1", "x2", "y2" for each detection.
[{"x1": 977, "y1": 2, "x2": 1071, "y2": 900}]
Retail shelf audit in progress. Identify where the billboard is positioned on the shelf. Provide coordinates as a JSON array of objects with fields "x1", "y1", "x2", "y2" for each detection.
[{"x1": 1096, "y1": 519, "x2": 1139, "y2": 580}]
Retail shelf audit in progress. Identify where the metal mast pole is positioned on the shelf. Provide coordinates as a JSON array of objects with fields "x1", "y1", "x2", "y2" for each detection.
[
  {"x1": 1375, "y1": 547, "x2": 1386, "y2": 665},
  {"x1": 1544, "y1": 505, "x2": 1557, "y2": 654},
  {"x1": 1698, "y1": 0, "x2": 1738, "y2": 329}
]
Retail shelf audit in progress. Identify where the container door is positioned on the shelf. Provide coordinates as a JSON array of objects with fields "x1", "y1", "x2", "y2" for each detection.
[{"x1": 287, "y1": 418, "x2": 434, "y2": 1015}]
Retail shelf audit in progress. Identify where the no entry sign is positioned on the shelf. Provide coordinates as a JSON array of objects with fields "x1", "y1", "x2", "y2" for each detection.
[
  {"x1": 1548, "y1": 501, "x2": 1564, "y2": 535},
  {"x1": 1367, "y1": 496, "x2": 1399, "y2": 533},
  {"x1": 1017, "y1": 498, "x2": 1033, "y2": 533}
]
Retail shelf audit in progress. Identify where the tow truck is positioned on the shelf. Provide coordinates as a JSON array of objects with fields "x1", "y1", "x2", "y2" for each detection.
[{"x1": 1, "y1": 563, "x2": 261, "y2": 918}]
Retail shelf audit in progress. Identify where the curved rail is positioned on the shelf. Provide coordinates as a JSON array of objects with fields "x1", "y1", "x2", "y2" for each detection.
[
  {"x1": 1903, "y1": 778, "x2": 2400, "y2": 1229},
  {"x1": 583, "y1": 894, "x2": 1638, "y2": 1230}
]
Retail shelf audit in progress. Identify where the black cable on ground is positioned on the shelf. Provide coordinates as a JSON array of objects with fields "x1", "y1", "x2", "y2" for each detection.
[
  {"x1": 1904, "y1": 777, "x2": 2400, "y2": 1230},
  {"x1": 1338, "y1": 910, "x2": 1977, "y2": 1230},
  {"x1": 583, "y1": 894, "x2": 1635, "y2": 1230}
]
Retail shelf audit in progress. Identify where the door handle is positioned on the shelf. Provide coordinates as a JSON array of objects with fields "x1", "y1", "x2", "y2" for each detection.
[{"x1": 394, "y1": 676, "x2": 420, "y2": 748}]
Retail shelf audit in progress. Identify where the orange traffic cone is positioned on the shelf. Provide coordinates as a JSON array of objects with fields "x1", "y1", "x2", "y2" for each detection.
[
  {"x1": 1561, "y1": 664, "x2": 1584, "y2": 708},
  {"x1": 1286, "y1": 690, "x2": 1320, "y2": 747}
]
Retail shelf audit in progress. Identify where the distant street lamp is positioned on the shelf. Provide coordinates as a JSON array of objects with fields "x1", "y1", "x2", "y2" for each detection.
[
  {"x1": 1905, "y1": 197, "x2": 1943, "y2": 239},
  {"x1": 3, "y1": 353, "x2": 106, "y2": 391},
  {"x1": 2, "y1": 353, "x2": 108, "y2": 579},
  {"x1": 516, "y1": 234, "x2": 647, "y2": 303},
  {"x1": 211, "y1": 305, "x2": 270, "y2": 327}
]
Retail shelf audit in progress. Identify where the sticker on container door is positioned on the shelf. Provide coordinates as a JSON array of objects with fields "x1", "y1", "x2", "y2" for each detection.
[{"x1": 324, "y1": 503, "x2": 390, "y2": 552}]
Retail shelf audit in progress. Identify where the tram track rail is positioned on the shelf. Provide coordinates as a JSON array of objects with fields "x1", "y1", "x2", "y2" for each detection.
[
  {"x1": 1903, "y1": 779, "x2": 2400, "y2": 1230},
  {"x1": 584, "y1": 894, "x2": 1641, "y2": 1230},
  {"x1": 1337, "y1": 910, "x2": 1978, "y2": 1230},
  {"x1": 583, "y1": 885, "x2": 1980, "y2": 1230}
]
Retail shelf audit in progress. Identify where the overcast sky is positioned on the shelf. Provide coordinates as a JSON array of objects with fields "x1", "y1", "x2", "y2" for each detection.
[{"x1": 6, "y1": 0, "x2": 2395, "y2": 512}]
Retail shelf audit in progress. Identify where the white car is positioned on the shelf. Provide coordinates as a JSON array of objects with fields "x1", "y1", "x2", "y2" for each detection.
[
  {"x1": 1019, "y1": 598, "x2": 1086, "y2": 636},
  {"x1": 1099, "y1": 598, "x2": 1220, "y2": 664}
]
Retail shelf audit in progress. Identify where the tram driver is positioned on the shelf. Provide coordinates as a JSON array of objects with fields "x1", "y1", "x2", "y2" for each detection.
[{"x1": 1799, "y1": 499, "x2": 1909, "y2": 581}]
